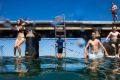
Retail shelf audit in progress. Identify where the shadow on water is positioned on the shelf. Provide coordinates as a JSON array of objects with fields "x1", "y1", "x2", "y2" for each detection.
[{"x1": 0, "y1": 56, "x2": 119, "y2": 80}]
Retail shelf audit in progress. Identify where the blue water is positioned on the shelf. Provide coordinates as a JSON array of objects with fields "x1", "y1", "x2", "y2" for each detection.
[
  {"x1": 0, "y1": 38, "x2": 119, "y2": 80},
  {"x1": 0, "y1": 57, "x2": 119, "y2": 80}
]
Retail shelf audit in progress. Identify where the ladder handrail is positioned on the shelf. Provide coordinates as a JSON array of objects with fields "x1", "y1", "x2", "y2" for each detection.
[{"x1": 54, "y1": 14, "x2": 66, "y2": 58}]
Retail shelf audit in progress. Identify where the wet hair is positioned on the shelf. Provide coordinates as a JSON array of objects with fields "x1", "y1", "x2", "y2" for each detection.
[
  {"x1": 112, "y1": 2, "x2": 115, "y2": 6},
  {"x1": 91, "y1": 31, "x2": 96, "y2": 39},
  {"x1": 17, "y1": 18, "x2": 24, "y2": 25},
  {"x1": 112, "y1": 26, "x2": 117, "y2": 29},
  {"x1": 58, "y1": 35, "x2": 61, "y2": 39}
]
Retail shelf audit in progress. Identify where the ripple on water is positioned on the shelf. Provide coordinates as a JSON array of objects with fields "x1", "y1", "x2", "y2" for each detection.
[{"x1": 0, "y1": 56, "x2": 119, "y2": 80}]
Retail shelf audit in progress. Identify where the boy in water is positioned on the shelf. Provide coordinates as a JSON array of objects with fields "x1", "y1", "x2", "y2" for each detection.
[
  {"x1": 111, "y1": 2, "x2": 118, "y2": 22},
  {"x1": 84, "y1": 32, "x2": 109, "y2": 59},
  {"x1": 56, "y1": 36, "x2": 65, "y2": 58},
  {"x1": 106, "y1": 26, "x2": 120, "y2": 58}
]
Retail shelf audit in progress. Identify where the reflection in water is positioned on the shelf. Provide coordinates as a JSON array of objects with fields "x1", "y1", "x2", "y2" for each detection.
[
  {"x1": 14, "y1": 58, "x2": 26, "y2": 72},
  {"x1": 56, "y1": 58, "x2": 63, "y2": 70},
  {"x1": 13, "y1": 57, "x2": 41, "y2": 77},
  {"x1": 83, "y1": 59, "x2": 105, "y2": 80},
  {"x1": 104, "y1": 58, "x2": 120, "y2": 80},
  {"x1": 14, "y1": 58, "x2": 28, "y2": 77},
  {"x1": 24, "y1": 57, "x2": 41, "y2": 77},
  {"x1": 0, "y1": 57, "x2": 119, "y2": 80},
  {"x1": 82, "y1": 58, "x2": 120, "y2": 80},
  {"x1": 87, "y1": 60, "x2": 99, "y2": 72}
]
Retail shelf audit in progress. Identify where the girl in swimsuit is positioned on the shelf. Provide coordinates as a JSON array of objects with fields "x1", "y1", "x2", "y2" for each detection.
[{"x1": 14, "y1": 18, "x2": 25, "y2": 58}]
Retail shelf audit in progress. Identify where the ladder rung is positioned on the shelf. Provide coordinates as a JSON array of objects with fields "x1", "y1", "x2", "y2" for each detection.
[
  {"x1": 55, "y1": 27, "x2": 64, "y2": 30},
  {"x1": 55, "y1": 27, "x2": 66, "y2": 30},
  {"x1": 55, "y1": 29, "x2": 65, "y2": 32},
  {"x1": 56, "y1": 25, "x2": 65, "y2": 27},
  {"x1": 55, "y1": 35, "x2": 66, "y2": 37},
  {"x1": 55, "y1": 32, "x2": 65, "y2": 35}
]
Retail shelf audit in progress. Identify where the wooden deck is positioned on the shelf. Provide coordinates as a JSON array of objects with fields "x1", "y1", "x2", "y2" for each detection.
[{"x1": 0, "y1": 21, "x2": 120, "y2": 38}]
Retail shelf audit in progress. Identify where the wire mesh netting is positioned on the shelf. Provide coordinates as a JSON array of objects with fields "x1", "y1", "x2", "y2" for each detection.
[
  {"x1": 0, "y1": 38, "x2": 87, "y2": 58},
  {"x1": 0, "y1": 38, "x2": 115, "y2": 58},
  {"x1": 0, "y1": 38, "x2": 25, "y2": 57}
]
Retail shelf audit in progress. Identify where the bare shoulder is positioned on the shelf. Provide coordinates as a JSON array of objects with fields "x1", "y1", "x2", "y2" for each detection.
[
  {"x1": 116, "y1": 31, "x2": 119, "y2": 33},
  {"x1": 87, "y1": 40, "x2": 92, "y2": 44},
  {"x1": 95, "y1": 39, "x2": 100, "y2": 42},
  {"x1": 88, "y1": 40, "x2": 91, "y2": 43},
  {"x1": 109, "y1": 31, "x2": 113, "y2": 34}
]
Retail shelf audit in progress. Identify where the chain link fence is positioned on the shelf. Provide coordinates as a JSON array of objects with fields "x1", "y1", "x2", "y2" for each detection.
[
  {"x1": 0, "y1": 38, "x2": 87, "y2": 58},
  {"x1": 0, "y1": 38, "x2": 25, "y2": 57},
  {"x1": 0, "y1": 38, "x2": 115, "y2": 58}
]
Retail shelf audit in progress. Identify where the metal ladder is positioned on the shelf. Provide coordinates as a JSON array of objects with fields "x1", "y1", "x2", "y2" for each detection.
[{"x1": 54, "y1": 15, "x2": 66, "y2": 58}]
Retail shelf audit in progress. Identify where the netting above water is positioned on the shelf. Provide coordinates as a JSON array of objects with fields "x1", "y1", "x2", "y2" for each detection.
[
  {"x1": 0, "y1": 38, "x2": 115, "y2": 58},
  {"x1": 0, "y1": 38, "x2": 86, "y2": 58}
]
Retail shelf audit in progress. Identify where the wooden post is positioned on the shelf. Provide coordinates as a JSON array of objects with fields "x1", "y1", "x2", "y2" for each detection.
[{"x1": 25, "y1": 30, "x2": 39, "y2": 58}]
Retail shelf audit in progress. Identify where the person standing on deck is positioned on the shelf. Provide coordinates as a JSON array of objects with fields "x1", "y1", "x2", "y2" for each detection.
[
  {"x1": 106, "y1": 26, "x2": 120, "y2": 58},
  {"x1": 56, "y1": 36, "x2": 65, "y2": 59},
  {"x1": 14, "y1": 18, "x2": 25, "y2": 58},
  {"x1": 84, "y1": 32, "x2": 109, "y2": 59},
  {"x1": 111, "y1": 2, "x2": 118, "y2": 22}
]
